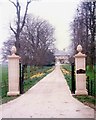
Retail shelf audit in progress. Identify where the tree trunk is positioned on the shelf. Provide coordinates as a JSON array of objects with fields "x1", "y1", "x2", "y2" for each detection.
[{"x1": 15, "y1": 34, "x2": 20, "y2": 55}]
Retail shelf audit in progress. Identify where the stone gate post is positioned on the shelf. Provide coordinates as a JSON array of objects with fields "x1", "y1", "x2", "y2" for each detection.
[
  {"x1": 7, "y1": 46, "x2": 20, "y2": 96},
  {"x1": 74, "y1": 45, "x2": 88, "y2": 95}
]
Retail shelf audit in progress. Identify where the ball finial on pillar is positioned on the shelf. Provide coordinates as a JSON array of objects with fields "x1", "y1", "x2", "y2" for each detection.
[
  {"x1": 11, "y1": 46, "x2": 17, "y2": 55},
  {"x1": 77, "y1": 44, "x2": 82, "y2": 52}
]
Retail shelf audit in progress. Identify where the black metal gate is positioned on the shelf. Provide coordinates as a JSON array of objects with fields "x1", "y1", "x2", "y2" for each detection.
[
  {"x1": 19, "y1": 63, "x2": 24, "y2": 94},
  {"x1": 71, "y1": 63, "x2": 75, "y2": 94}
]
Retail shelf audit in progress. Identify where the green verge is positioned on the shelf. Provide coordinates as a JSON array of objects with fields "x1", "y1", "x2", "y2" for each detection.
[
  {"x1": 61, "y1": 64, "x2": 72, "y2": 91},
  {"x1": 61, "y1": 64, "x2": 96, "y2": 109},
  {"x1": 73, "y1": 95, "x2": 96, "y2": 110},
  {"x1": 1, "y1": 65, "x2": 54, "y2": 104}
]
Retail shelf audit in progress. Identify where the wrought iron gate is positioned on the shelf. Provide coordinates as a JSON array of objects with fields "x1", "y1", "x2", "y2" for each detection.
[{"x1": 19, "y1": 63, "x2": 24, "y2": 94}]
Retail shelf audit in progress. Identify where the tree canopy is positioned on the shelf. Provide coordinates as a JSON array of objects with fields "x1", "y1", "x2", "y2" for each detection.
[{"x1": 2, "y1": 15, "x2": 56, "y2": 66}]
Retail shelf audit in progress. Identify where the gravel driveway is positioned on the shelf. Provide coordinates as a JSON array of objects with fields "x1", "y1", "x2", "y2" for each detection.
[{"x1": 0, "y1": 64, "x2": 94, "y2": 118}]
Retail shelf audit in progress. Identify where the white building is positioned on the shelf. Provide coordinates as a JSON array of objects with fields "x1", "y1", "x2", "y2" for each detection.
[{"x1": 54, "y1": 49, "x2": 70, "y2": 64}]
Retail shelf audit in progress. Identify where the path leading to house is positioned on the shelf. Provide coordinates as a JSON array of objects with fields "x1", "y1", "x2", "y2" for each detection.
[{"x1": 0, "y1": 64, "x2": 94, "y2": 118}]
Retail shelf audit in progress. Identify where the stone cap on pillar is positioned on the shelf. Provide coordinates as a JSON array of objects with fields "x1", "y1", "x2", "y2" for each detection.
[
  {"x1": 74, "y1": 45, "x2": 86, "y2": 58},
  {"x1": 8, "y1": 46, "x2": 21, "y2": 59}
]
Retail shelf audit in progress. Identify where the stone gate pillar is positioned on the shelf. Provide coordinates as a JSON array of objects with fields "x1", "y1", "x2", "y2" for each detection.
[
  {"x1": 74, "y1": 45, "x2": 88, "y2": 95},
  {"x1": 7, "y1": 46, "x2": 20, "y2": 96}
]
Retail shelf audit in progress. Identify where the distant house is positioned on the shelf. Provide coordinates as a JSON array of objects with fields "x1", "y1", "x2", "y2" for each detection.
[{"x1": 54, "y1": 49, "x2": 70, "y2": 64}]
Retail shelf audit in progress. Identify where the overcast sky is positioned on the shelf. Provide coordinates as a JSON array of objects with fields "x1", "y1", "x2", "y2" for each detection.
[{"x1": 0, "y1": 0, "x2": 81, "y2": 52}]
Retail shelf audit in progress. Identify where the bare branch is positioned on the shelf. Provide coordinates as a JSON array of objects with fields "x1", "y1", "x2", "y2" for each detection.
[
  {"x1": 27, "y1": 0, "x2": 31, "y2": 4},
  {"x1": 10, "y1": 24, "x2": 16, "y2": 35},
  {"x1": 9, "y1": 0, "x2": 17, "y2": 7},
  {"x1": 20, "y1": 1, "x2": 31, "y2": 32}
]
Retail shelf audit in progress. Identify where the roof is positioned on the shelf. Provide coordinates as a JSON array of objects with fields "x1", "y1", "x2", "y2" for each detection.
[{"x1": 54, "y1": 49, "x2": 67, "y2": 56}]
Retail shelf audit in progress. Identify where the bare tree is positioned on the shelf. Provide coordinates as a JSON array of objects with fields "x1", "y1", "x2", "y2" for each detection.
[
  {"x1": 2, "y1": 36, "x2": 15, "y2": 61},
  {"x1": 9, "y1": 0, "x2": 31, "y2": 55},
  {"x1": 70, "y1": 1, "x2": 96, "y2": 67},
  {"x1": 2, "y1": 15, "x2": 55, "y2": 66},
  {"x1": 20, "y1": 15, "x2": 55, "y2": 65}
]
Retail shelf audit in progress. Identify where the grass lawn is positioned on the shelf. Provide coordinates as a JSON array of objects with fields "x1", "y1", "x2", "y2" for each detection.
[
  {"x1": 1, "y1": 64, "x2": 54, "y2": 104},
  {"x1": 61, "y1": 64, "x2": 96, "y2": 109},
  {"x1": 0, "y1": 64, "x2": 8, "y2": 98},
  {"x1": 86, "y1": 65, "x2": 96, "y2": 96}
]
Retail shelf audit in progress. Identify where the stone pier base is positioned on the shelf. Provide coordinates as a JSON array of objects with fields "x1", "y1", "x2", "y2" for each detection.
[
  {"x1": 7, "y1": 91, "x2": 20, "y2": 96},
  {"x1": 75, "y1": 90, "x2": 88, "y2": 95}
]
